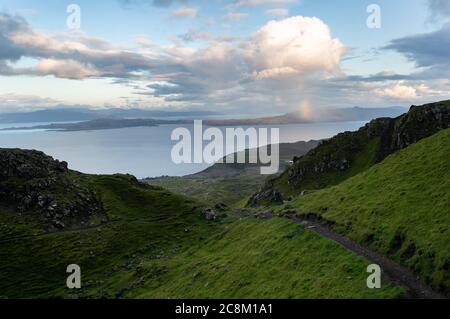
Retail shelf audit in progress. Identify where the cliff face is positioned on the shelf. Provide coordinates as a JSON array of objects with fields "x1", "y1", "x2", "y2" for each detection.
[
  {"x1": 0, "y1": 149, "x2": 68, "y2": 179},
  {"x1": 376, "y1": 102, "x2": 450, "y2": 160},
  {"x1": 248, "y1": 100, "x2": 450, "y2": 206},
  {"x1": 0, "y1": 149, "x2": 106, "y2": 230}
]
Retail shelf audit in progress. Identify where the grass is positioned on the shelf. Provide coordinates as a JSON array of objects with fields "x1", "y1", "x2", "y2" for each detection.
[
  {"x1": 264, "y1": 100, "x2": 450, "y2": 202},
  {"x1": 273, "y1": 133, "x2": 380, "y2": 196},
  {"x1": 0, "y1": 174, "x2": 403, "y2": 299},
  {"x1": 146, "y1": 140, "x2": 319, "y2": 208},
  {"x1": 146, "y1": 173, "x2": 266, "y2": 208},
  {"x1": 132, "y1": 218, "x2": 402, "y2": 299},
  {"x1": 285, "y1": 128, "x2": 450, "y2": 293},
  {"x1": 0, "y1": 174, "x2": 211, "y2": 298}
]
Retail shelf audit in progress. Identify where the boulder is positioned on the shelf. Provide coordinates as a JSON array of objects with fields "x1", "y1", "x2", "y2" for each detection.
[{"x1": 202, "y1": 208, "x2": 219, "y2": 221}]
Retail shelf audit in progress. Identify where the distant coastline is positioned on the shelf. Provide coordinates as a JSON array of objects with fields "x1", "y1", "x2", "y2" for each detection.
[{"x1": 0, "y1": 106, "x2": 408, "y2": 132}]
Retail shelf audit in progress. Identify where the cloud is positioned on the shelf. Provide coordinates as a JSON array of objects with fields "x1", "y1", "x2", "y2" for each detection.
[
  {"x1": 0, "y1": 13, "x2": 155, "y2": 79},
  {"x1": 0, "y1": 93, "x2": 60, "y2": 112},
  {"x1": 137, "y1": 16, "x2": 349, "y2": 113},
  {"x1": 376, "y1": 83, "x2": 419, "y2": 100},
  {"x1": 117, "y1": 0, "x2": 189, "y2": 8},
  {"x1": 244, "y1": 17, "x2": 347, "y2": 79},
  {"x1": 224, "y1": 12, "x2": 249, "y2": 21},
  {"x1": 373, "y1": 81, "x2": 447, "y2": 102},
  {"x1": 384, "y1": 24, "x2": 450, "y2": 68},
  {"x1": 249, "y1": 67, "x2": 297, "y2": 80},
  {"x1": 179, "y1": 29, "x2": 237, "y2": 43},
  {"x1": 172, "y1": 7, "x2": 197, "y2": 18},
  {"x1": 232, "y1": 0, "x2": 297, "y2": 7},
  {"x1": 35, "y1": 59, "x2": 101, "y2": 79},
  {"x1": 134, "y1": 16, "x2": 347, "y2": 106},
  {"x1": 383, "y1": 26, "x2": 450, "y2": 101},
  {"x1": 265, "y1": 8, "x2": 289, "y2": 17},
  {"x1": 343, "y1": 70, "x2": 411, "y2": 83},
  {"x1": 323, "y1": 74, "x2": 450, "y2": 106},
  {"x1": 427, "y1": 0, "x2": 450, "y2": 21},
  {"x1": 0, "y1": 14, "x2": 28, "y2": 61},
  {"x1": 10, "y1": 12, "x2": 439, "y2": 113}
]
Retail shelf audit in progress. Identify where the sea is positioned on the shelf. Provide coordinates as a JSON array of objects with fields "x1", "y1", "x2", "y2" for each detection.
[{"x1": 0, "y1": 121, "x2": 367, "y2": 178}]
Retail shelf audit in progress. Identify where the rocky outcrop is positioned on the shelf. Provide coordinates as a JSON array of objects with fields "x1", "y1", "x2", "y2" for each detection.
[
  {"x1": 0, "y1": 149, "x2": 68, "y2": 179},
  {"x1": 247, "y1": 187, "x2": 284, "y2": 206},
  {"x1": 375, "y1": 101, "x2": 450, "y2": 161},
  {"x1": 0, "y1": 149, "x2": 107, "y2": 230},
  {"x1": 202, "y1": 208, "x2": 219, "y2": 221},
  {"x1": 202, "y1": 207, "x2": 229, "y2": 221},
  {"x1": 249, "y1": 100, "x2": 450, "y2": 206}
]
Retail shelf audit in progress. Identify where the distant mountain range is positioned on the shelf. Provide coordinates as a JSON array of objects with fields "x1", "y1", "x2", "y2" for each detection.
[
  {"x1": 0, "y1": 107, "x2": 217, "y2": 124},
  {"x1": 204, "y1": 106, "x2": 407, "y2": 126},
  {"x1": 0, "y1": 118, "x2": 182, "y2": 132},
  {"x1": 0, "y1": 106, "x2": 408, "y2": 128}
]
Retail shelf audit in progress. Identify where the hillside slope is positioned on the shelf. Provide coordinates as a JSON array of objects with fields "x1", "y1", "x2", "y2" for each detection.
[
  {"x1": 0, "y1": 149, "x2": 402, "y2": 298},
  {"x1": 0, "y1": 173, "x2": 210, "y2": 298},
  {"x1": 146, "y1": 140, "x2": 319, "y2": 207},
  {"x1": 249, "y1": 100, "x2": 450, "y2": 205},
  {"x1": 282, "y1": 128, "x2": 450, "y2": 294},
  {"x1": 131, "y1": 218, "x2": 402, "y2": 299}
]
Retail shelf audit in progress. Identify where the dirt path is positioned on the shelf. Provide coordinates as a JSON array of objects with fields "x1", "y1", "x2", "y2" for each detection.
[{"x1": 287, "y1": 215, "x2": 446, "y2": 299}]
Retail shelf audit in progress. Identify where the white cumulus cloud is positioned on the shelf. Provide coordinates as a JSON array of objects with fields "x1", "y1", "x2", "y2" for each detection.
[
  {"x1": 377, "y1": 83, "x2": 419, "y2": 100},
  {"x1": 245, "y1": 16, "x2": 347, "y2": 80}
]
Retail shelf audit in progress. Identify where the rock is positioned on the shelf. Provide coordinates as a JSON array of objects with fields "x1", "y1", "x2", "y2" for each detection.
[
  {"x1": 37, "y1": 196, "x2": 46, "y2": 207},
  {"x1": 0, "y1": 148, "x2": 106, "y2": 231},
  {"x1": 202, "y1": 208, "x2": 219, "y2": 221},
  {"x1": 0, "y1": 149, "x2": 68, "y2": 179},
  {"x1": 23, "y1": 195, "x2": 32, "y2": 206},
  {"x1": 247, "y1": 188, "x2": 284, "y2": 206},
  {"x1": 53, "y1": 220, "x2": 65, "y2": 229}
]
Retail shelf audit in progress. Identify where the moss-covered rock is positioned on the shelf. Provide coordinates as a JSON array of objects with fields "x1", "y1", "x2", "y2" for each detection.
[{"x1": 0, "y1": 148, "x2": 106, "y2": 231}]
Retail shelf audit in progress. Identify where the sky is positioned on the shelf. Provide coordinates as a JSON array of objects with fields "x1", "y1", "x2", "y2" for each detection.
[{"x1": 0, "y1": 0, "x2": 450, "y2": 116}]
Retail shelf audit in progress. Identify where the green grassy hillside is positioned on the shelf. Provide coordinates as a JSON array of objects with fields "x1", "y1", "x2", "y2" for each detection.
[
  {"x1": 284, "y1": 128, "x2": 450, "y2": 293},
  {"x1": 146, "y1": 172, "x2": 265, "y2": 208},
  {"x1": 0, "y1": 173, "x2": 402, "y2": 299},
  {"x1": 272, "y1": 134, "x2": 380, "y2": 196},
  {"x1": 146, "y1": 141, "x2": 319, "y2": 208},
  {"x1": 132, "y1": 218, "x2": 402, "y2": 299},
  {"x1": 0, "y1": 174, "x2": 210, "y2": 298},
  {"x1": 249, "y1": 100, "x2": 450, "y2": 205}
]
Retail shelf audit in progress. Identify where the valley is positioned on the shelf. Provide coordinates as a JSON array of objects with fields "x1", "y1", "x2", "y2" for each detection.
[{"x1": 0, "y1": 100, "x2": 449, "y2": 299}]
